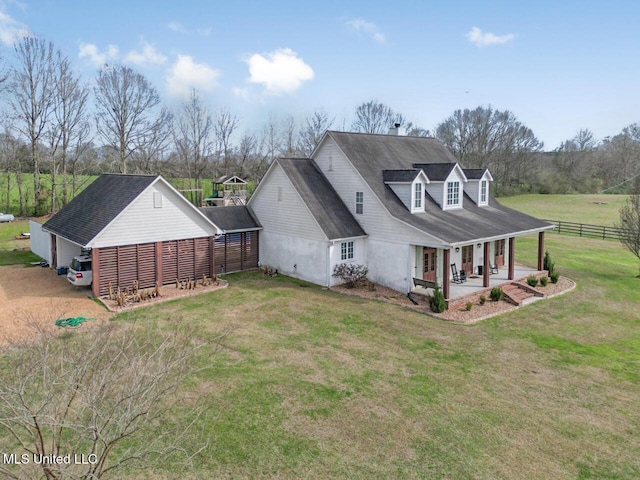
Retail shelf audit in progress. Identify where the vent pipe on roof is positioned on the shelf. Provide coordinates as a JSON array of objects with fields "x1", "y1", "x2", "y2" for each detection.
[{"x1": 388, "y1": 123, "x2": 402, "y2": 135}]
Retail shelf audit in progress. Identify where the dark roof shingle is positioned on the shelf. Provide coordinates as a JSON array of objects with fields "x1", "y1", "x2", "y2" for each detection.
[
  {"x1": 326, "y1": 131, "x2": 551, "y2": 244},
  {"x1": 278, "y1": 158, "x2": 366, "y2": 240},
  {"x1": 198, "y1": 206, "x2": 261, "y2": 232},
  {"x1": 43, "y1": 174, "x2": 157, "y2": 246}
]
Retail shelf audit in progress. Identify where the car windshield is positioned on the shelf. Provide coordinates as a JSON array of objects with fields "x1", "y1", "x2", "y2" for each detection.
[{"x1": 70, "y1": 258, "x2": 91, "y2": 271}]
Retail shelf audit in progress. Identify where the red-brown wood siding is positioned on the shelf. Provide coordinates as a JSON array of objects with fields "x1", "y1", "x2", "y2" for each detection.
[{"x1": 94, "y1": 232, "x2": 259, "y2": 296}]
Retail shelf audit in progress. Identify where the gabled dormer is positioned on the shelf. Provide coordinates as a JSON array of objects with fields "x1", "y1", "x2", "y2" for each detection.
[
  {"x1": 463, "y1": 168, "x2": 493, "y2": 206},
  {"x1": 383, "y1": 169, "x2": 430, "y2": 213},
  {"x1": 414, "y1": 162, "x2": 467, "y2": 211}
]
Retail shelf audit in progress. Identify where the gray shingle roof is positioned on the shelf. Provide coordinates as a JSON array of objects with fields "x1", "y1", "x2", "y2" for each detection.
[
  {"x1": 463, "y1": 168, "x2": 488, "y2": 180},
  {"x1": 326, "y1": 131, "x2": 551, "y2": 244},
  {"x1": 43, "y1": 174, "x2": 157, "y2": 246},
  {"x1": 198, "y1": 206, "x2": 261, "y2": 232},
  {"x1": 413, "y1": 163, "x2": 457, "y2": 181},
  {"x1": 278, "y1": 158, "x2": 367, "y2": 240},
  {"x1": 382, "y1": 169, "x2": 421, "y2": 183}
]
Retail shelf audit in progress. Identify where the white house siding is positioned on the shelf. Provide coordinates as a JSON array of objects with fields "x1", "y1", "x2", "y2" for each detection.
[
  {"x1": 89, "y1": 181, "x2": 215, "y2": 249},
  {"x1": 314, "y1": 139, "x2": 437, "y2": 247},
  {"x1": 388, "y1": 184, "x2": 411, "y2": 210},
  {"x1": 56, "y1": 237, "x2": 82, "y2": 268},
  {"x1": 466, "y1": 181, "x2": 480, "y2": 205},
  {"x1": 425, "y1": 182, "x2": 444, "y2": 208},
  {"x1": 260, "y1": 231, "x2": 329, "y2": 286},
  {"x1": 328, "y1": 237, "x2": 367, "y2": 287},
  {"x1": 250, "y1": 163, "x2": 331, "y2": 286},
  {"x1": 29, "y1": 220, "x2": 52, "y2": 264},
  {"x1": 365, "y1": 238, "x2": 413, "y2": 291}
]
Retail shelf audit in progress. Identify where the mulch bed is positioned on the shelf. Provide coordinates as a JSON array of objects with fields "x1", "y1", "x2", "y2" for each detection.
[
  {"x1": 332, "y1": 275, "x2": 576, "y2": 324},
  {"x1": 97, "y1": 278, "x2": 228, "y2": 312}
]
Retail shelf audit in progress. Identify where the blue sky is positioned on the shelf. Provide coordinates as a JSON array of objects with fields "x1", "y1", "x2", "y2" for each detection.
[{"x1": 1, "y1": 0, "x2": 639, "y2": 149}]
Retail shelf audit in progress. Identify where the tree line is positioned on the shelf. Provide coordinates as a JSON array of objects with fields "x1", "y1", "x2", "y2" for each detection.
[{"x1": 1, "y1": 37, "x2": 639, "y2": 217}]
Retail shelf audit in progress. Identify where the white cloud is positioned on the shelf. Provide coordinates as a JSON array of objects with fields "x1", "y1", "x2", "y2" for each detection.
[
  {"x1": 166, "y1": 55, "x2": 220, "y2": 98},
  {"x1": 466, "y1": 26, "x2": 516, "y2": 47},
  {"x1": 78, "y1": 42, "x2": 119, "y2": 66},
  {"x1": 242, "y1": 48, "x2": 314, "y2": 95},
  {"x1": 345, "y1": 18, "x2": 386, "y2": 44},
  {"x1": 125, "y1": 41, "x2": 167, "y2": 66},
  {"x1": 0, "y1": 10, "x2": 29, "y2": 44},
  {"x1": 167, "y1": 21, "x2": 186, "y2": 33}
]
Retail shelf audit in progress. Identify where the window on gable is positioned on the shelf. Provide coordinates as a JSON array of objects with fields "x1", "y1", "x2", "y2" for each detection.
[
  {"x1": 447, "y1": 181, "x2": 460, "y2": 206},
  {"x1": 277, "y1": 186, "x2": 282, "y2": 202},
  {"x1": 355, "y1": 192, "x2": 363, "y2": 214},
  {"x1": 341, "y1": 241, "x2": 354, "y2": 260},
  {"x1": 414, "y1": 182, "x2": 422, "y2": 209},
  {"x1": 480, "y1": 180, "x2": 488, "y2": 204}
]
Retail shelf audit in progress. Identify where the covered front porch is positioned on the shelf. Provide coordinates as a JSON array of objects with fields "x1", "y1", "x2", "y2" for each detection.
[
  {"x1": 412, "y1": 263, "x2": 542, "y2": 301},
  {"x1": 411, "y1": 232, "x2": 548, "y2": 301}
]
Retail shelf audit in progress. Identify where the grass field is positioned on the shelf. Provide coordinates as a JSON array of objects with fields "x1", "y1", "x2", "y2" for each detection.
[
  {"x1": 1, "y1": 173, "x2": 255, "y2": 215},
  {"x1": 498, "y1": 194, "x2": 630, "y2": 226},
  {"x1": 0, "y1": 220, "x2": 40, "y2": 265},
  {"x1": 1, "y1": 199, "x2": 639, "y2": 479}
]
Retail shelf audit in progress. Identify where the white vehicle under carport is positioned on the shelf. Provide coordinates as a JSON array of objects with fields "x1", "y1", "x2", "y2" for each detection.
[{"x1": 67, "y1": 255, "x2": 93, "y2": 286}]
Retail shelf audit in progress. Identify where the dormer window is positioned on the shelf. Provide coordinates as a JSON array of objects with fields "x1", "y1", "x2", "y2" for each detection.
[
  {"x1": 447, "y1": 181, "x2": 460, "y2": 207},
  {"x1": 413, "y1": 182, "x2": 422, "y2": 210},
  {"x1": 480, "y1": 180, "x2": 488, "y2": 205}
]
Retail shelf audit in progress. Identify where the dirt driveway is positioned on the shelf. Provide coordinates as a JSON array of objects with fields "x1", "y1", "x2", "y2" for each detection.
[{"x1": 0, "y1": 265, "x2": 111, "y2": 345}]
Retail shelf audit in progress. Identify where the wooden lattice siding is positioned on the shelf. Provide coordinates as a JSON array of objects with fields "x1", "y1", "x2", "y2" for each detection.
[
  {"x1": 94, "y1": 232, "x2": 258, "y2": 296},
  {"x1": 162, "y1": 241, "x2": 178, "y2": 283},
  {"x1": 214, "y1": 232, "x2": 259, "y2": 274}
]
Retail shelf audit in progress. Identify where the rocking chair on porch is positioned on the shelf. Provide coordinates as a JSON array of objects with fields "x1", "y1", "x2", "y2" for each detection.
[
  {"x1": 490, "y1": 264, "x2": 499, "y2": 275},
  {"x1": 451, "y1": 263, "x2": 467, "y2": 284}
]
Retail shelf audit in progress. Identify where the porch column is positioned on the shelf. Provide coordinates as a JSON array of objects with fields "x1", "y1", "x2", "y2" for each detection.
[
  {"x1": 92, "y1": 248, "x2": 100, "y2": 297},
  {"x1": 483, "y1": 242, "x2": 490, "y2": 287},
  {"x1": 538, "y1": 231, "x2": 545, "y2": 271},
  {"x1": 443, "y1": 248, "x2": 450, "y2": 299},
  {"x1": 508, "y1": 237, "x2": 515, "y2": 280}
]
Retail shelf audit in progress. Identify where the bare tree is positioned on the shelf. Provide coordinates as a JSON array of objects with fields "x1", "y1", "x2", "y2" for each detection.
[
  {"x1": 131, "y1": 108, "x2": 173, "y2": 174},
  {"x1": 9, "y1": 37, "x2": 55, "y2": 215},
  {"x1": 174, "y1": 90, "x2": 213, "y2": 190},
  {"x1": 214, "y1": 107, "x2": 239, "y2": 176},
  {"x1": 46, "y1": 50, "x2": 91, "y2": 210},
  {"x1": 0, "y1": 319, "x2": 225, "y2": 479},
  {"x1": 617, "y1": 180, "x2": 640, "y2": 277},
  {"x1": 436, "y1": 106, "x2": 543, "y2": 188},
  {"x1": 351, "y1": 100, "x2": 404, "y2": 134},
  {"x1": 94, "y1": 65, "x2": 164, "y2": 174},
  {"x1": 298, "y1": 110, "x2": 333, "y2": 157},
  {"x1": 281, "y1": 115, "x2": 297, "y2": 157}
]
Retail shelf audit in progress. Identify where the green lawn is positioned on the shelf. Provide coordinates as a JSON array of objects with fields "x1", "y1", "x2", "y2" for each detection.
[
  {"x1": 0, "y1": 220, "x2": 40, "y2": 266},
  {"x1": 5, "y1": 234, "x2": 635, "y2": 479},
  {"x1": 498, "y1": 194, "x2": 629, "y2": 226},
  {"x1": 1, "y1": 198, "x2": 639, "y2": 479}
]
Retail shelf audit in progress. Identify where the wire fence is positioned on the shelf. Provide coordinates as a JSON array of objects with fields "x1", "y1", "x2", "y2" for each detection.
[{"x1": 544, "y1": 219, "x2": 630, "y2": 242}]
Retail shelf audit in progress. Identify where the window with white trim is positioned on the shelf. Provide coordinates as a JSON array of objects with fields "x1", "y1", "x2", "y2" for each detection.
[
  {"x1": 341, "y1": 241, "x2": 354, "y2": 260},
  {"x1": 480, "y1": 180, "x2": 488, "y2": 204},
  {"x1": 355, "y1": 192, "x2": 363, "y2": 214},
  {"x1": 447, "y1": 181, "x2": 460, "y2": 206},
  {"x1": 414, "y1": 182, "x2": 422, "y2": 209}
]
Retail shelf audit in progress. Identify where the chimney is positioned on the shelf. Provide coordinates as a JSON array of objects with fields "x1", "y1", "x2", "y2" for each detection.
[{"x1": 388, "y1": 122, "x2": 402, "y2": 135}]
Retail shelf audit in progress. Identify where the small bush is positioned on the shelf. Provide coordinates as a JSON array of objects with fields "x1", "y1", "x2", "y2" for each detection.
[
  {"x1": 428, "y1": 285, "x2": 447, "y2": 313},
  {"x1": 332, "y1": 263, "x2": 368, "y2": 288},
  {"x1": 465, "y1": 301, "x2": 473, "y2": 311},
  {"x1": 540, "y1": 276, "x2": 549, "y2": 287},
  {"x1": 526, "y1": 274, "x2": 539, "y2": 287},
  {"x1": 490, "y1": 287, "x2": 503, "y2": 302},
  {"x1": 544, "y1": 250, "x2": 557, "y2": 276},
  {"x1": 550, "y1": 271, "x2": 560, "y2": 284},
  {"x1": 479, "y1": 295, "x2": 486, "y2": 305}
]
